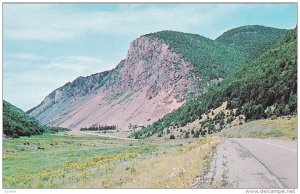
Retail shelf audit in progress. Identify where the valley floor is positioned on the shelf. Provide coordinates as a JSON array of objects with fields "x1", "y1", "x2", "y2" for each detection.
[
  {"x1": 3, "y1": 117, "x2": 297, "y2": 189},
  {"x1": 3, "y1": 133, "x2": 219, "y2": 189}
]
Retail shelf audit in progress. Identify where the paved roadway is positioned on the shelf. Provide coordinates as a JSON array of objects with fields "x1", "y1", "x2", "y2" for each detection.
[
  {"x1": 201, "y1": 138, "x2": 297, "y2": 189},
  {"x1": 234, "y1": 138, "x2": 297, "y2": 188}
]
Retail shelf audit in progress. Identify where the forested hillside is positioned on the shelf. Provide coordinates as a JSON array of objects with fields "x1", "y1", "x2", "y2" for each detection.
[
  {"x1": 3, "y1": 100, "x2": 69, "y2": 138},
  {"x1": 132, "y1": 28, "x2": 297, "y2": 139},
  {"x1": 216, "y1": 25, "x2": 288, "y2": 62}
]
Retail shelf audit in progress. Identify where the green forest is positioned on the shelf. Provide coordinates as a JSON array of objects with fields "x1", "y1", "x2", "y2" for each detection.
[
  {"x1": 3, "y1": 100, "x2": 69, "y2": 138},
  {"x1": 132, "y1": 28, "x2": 297, "y2": 139},
  {"x1": 216, "y1": 25, "x2": 288, "y2": 62}
]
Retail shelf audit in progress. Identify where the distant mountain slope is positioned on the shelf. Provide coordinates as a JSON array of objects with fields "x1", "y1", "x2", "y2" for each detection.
[
  {"x1": 3, "y1": 100, "x2": 45, "y2": 137},
  {"x1": 132, "y1": 28, "x2": 296, "y2": 138},
  {"x1": 216, "y1": 25, "x2": 288, "y2": 62},
  {"x1": 27, "y1": 69, "x2": 113, "y2": 115},
  {"x1": 28, "y1": 26, "x2": 288, "y2": 131}
]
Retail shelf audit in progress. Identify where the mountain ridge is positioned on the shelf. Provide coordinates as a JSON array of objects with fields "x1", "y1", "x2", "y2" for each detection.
[{"x1": 28, "y1": 25, "x2": 289, "y2": 131}]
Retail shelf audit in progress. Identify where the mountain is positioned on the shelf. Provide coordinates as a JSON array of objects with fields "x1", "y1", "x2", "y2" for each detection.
[
  {"x1": 132, "y1": 28, "x2": 297, "y2": 138},
  {"x1": 3, "y1": 100, "x2": 70, "y2": 137},
  {"x1": 216, "y1": 25, "x2": 288, "y2": 62},
  {"x1": 28, "y1": 26, "x2": 288, "y2": 131}
]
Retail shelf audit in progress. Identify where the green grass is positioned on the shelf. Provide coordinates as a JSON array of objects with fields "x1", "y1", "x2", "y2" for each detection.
[
  {"x1": 218, "y1": 116, "x2": 297, "y2": 140},
  {"x1": 3, "y1": 133, "x2": 220, "y2": 189},
  {"x1": 249, "y1": 117, "x2": 297, "y2": 140},
  {"x1": 3, "y1": 134, "x2": 156, "y2": 188}
]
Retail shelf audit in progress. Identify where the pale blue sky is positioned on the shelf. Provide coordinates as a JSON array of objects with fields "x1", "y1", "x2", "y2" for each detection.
[{"x1": 3, "y1": 3, "x2": 297, "y2": 111}]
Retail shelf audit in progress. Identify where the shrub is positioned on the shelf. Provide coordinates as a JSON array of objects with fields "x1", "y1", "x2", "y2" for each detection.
[
  {"x1": 193, "y1": 130, "x2": 200, "y2": 138},
  {"x1": 184, "y1": 132, "x2": 190, "y2": 138},
  {"x1": 134, "y1": 133, "x2": 140, "y2": 139}
]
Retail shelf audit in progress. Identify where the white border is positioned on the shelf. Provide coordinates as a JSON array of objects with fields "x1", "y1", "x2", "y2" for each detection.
[{"x1": 0, "y1": 1, "x2": 298, "y2": 194}]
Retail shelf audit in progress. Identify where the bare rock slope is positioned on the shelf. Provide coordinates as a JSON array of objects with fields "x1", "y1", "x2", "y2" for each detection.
[{"x1": 28, "y1": 35, "x2": 201, "y2": 130}]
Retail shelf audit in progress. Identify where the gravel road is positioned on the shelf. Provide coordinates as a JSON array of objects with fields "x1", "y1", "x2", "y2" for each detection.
[{"x1": 198, "y1": 138, "x2": 297, "y2": 189}]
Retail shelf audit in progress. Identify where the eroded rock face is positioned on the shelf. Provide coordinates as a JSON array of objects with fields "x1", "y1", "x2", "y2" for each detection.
[
  {"x1": 28, "y1": 36, "x2": 202, "y2": 130},
  {"x1": 104, "y1": 36, "x2": 200, "y2": 101}
]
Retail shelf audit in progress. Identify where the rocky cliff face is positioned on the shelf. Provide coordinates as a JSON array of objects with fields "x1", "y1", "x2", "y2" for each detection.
[{"x1": 28, "y1": 36, "x2": 202, "y2": 130}]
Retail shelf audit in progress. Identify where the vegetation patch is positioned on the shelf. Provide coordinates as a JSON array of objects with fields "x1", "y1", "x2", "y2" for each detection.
[
  {"x1": 80, "y1": 124, "x2": 117, "y2": 131},
  {"x1": 3, "y1": 134, "x2": 156, "y2": 188},
  {"x1": 71, "y1": 137, "x2": 220, "y2": 188},
  {"x1": 218, "y1": 116, "x2": 297, "y2": 140}
]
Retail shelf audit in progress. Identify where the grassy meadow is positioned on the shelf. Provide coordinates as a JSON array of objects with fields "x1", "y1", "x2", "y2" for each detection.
[
  {"x1": 3, "y1": 133, "x2": 219, "y2": 189},
  {"x1": 217, "y1": 116, "x2": 297, "y2": 140}
]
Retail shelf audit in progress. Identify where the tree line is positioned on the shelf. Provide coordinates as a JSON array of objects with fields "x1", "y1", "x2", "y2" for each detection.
[{"x1": 80, "y1": 124, "x2": 117, "y2": 131}]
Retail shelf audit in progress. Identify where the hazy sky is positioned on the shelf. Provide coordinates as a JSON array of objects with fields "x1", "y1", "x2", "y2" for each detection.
[{"x1": 3, "y1": 3, "x2": 297, "y2": 111}]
